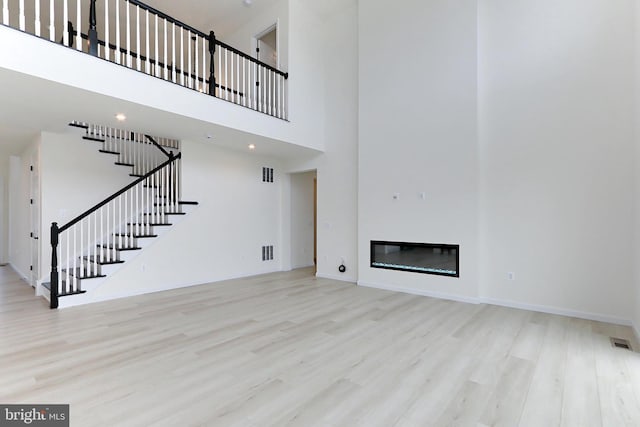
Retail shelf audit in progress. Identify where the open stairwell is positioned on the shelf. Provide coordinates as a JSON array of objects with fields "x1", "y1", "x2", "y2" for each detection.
[{"x1": 38, "y1": 122, "x2": 198, "y2": 308}]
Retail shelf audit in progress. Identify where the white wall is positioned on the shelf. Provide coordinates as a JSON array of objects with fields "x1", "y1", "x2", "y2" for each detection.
[
  {"x1": 8, "y1": 141, "x2": 39, "y2": 280},
  {"x1": 219, "y1": 0, "x2": 329, "y2": 153},
  {"x1": 90, "y1": 140, "x2": 283, "y2": 300},
  {"x1": 0, "y1": 23, "x2": 320, "y2": 153},
  {"x1": 358, "y1": 0, "x2": 479, "y2": 301},
  {"x1": 39, "y1": 131, "x2": 137, "y2": 281},
  {"x1": 285, "y1": 0, "x2": 358, "y2": 282},
  {"x1": 285, "y1": 0, "x2": 326, "y2": 151},
  {"x1": 221, "y1": 0, "x2": 288, "y2": 73},
  {"x1": 634, "y1": 0, "x2": 640, "y2": 337},
  {"x1": 0, "y1": 153, "x2": 7, "y2": 264},
  {"x1": 290, "y1": 170, "x2": 315, "y2": 269},
  {"x1": 478, "y1": 0, "x2": 635, "y2": 322}
]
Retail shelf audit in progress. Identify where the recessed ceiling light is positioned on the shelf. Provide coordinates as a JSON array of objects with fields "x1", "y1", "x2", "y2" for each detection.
[
  {"x1": 243, "y1": 0, "x2": 253, "y2": 7},
  {"x1": 115, "y1": 113, "x2": 126, "y2": 121},
  {"x1": 248, "y1": 144, "x2": 256, "y2": 150}
]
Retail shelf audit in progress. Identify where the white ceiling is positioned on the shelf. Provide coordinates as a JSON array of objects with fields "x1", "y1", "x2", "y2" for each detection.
[
  {"x1": 0, "y1": 0, "x2": 333, "y2": 161},
  {"x1": 145, "y1": 0, "x2": 283, "y2": 38},
  {"x1": 0, "y1": 66, "x2": 320, "y2": 162}
]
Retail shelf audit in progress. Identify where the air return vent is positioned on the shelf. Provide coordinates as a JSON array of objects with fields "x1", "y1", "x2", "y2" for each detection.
[
  {"x1": 262, "y1": 245, "x2": 274, "y2": 261},
  {"x1": 610, "y1": 337, "x2": 632, "y2": 350},
  {"x1": 262, "y1": 167, "x2": 274, "y2": 183}
]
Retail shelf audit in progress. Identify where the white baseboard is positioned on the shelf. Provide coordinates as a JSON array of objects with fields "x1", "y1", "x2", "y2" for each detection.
[
  {"x1": 479, "y1": 297, "x2": 632, "y2": 326},
  {"x1": 316, "y1": 272, "x2": 356, "y2": 283},
  {"x1": 633, "y1": 322, "x2": 640, "y2": 344},
  {"x1": 357, "y1": 280, "x2": 632, "y2": 327},
  {"x1": 57, "y1": 265, "x2": 302, "y2": 309},
  {"x1": 357, "y1": 280, "x2": 481, "y2": 305}
]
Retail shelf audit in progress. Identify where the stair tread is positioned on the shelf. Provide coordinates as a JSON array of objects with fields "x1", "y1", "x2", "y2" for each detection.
[
  {"x1": 97, "y1": 245, "x2": 142, "y2": 251},
  {"x1": 179, "y1": 201, "x2": 199, "y2": 205},
  {"x1": 82, "y1": 256, "x2": 125, "y2": 265},
  {"x1": 83, "y1": 135, "x2": 105, "y2": 143},
  {"x1": 115, "y1": 162, "x2": 135, "y2": 167},
  {"x1": 61, "y1": 268, "x2": 106, "y2": 280},
  {"x1": 99, "y1": 149, "x2": 120, "y2": 155},
  {"x1": 113, "y1": 233, "x2": 158, "y2": 238},
  {"x1": 42, "y1": 282, "x2": 87, "y2": 296},
  {"x1": 141, "y1": 212, "x2": 185, "y2": 215},
  {"x1": 130, "y1": 174, "x2": 144, "y2": 178},
  {"x1": 68, "y1": 122, "x2": 89, "y2": 129},
  {"x1": 60, "y1": 289, "x2": 88, "y2": 296},
  {"x1": 127, "y1": 223, "x2": 172, "y2": 227}
]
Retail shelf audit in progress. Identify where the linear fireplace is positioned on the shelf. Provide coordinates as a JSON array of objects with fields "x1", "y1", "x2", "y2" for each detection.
[{"x1": 370, "y1": 241, "x2": 459, "y2": 277}]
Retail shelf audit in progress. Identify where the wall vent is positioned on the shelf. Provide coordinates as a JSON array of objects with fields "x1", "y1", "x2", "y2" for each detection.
[
  {"x1": 262, "y1": 245, "x2": 274, "y2": 261},
  {"x1": 610, "y1": 337, "x2": 632, "y2": 350},
  {"x1": 262, "y1": 167, "x2": 274, "y2": 183}
]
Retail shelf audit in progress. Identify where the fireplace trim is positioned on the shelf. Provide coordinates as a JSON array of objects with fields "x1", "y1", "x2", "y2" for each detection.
[{"x1": 370, "y1": 240, "x2": 460, "y2": 278}]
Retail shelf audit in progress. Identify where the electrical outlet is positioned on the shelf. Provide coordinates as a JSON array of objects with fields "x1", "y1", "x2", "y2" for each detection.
[{"x1": 508, "y1": 272, "x2": 515, "y2": 280}]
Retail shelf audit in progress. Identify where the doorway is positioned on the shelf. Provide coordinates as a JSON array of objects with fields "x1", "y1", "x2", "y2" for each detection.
[
  {"x1": 255, "y1": 24, "x2": 278, "y2": 112},
  {"x1": 255, "y1": 24, "x2": 278, "y2": 69},
  {"x1": 29, "y1": 152, "x2": 40, "y2": 287},
  {"x1": 0, "y1": 174, "x2": 5, "y2": 266},
  {"x1": 290, "y1": 171, "x2": 317, "y2": 272}
]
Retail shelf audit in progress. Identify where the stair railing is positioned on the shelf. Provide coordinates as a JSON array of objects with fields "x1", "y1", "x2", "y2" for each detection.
[
  {"x1": 49, "y1": 149, "x2": 181, "y2": 309},
  {"x1": 78, "y1": 122, "x2": 179, "y2": 176},
  {"x1": 2, "y1": 0, "x2": 289, "y2": 119}
]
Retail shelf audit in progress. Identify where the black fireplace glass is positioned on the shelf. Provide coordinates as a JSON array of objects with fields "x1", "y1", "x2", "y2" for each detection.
[{"x1": 370, "y1": 241, "x2": 459, "y2": 277}]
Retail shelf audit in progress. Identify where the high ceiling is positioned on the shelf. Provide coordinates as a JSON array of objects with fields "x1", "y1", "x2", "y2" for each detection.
[
  {"x1": 144, "y1": 0, "x2": 283, "y2": 38},
  {"x1": 0, "y1": 0, "x2": 345, "y2": 159},
  {"x1": 0, "y1": 65, "x2": 320, "y2": 162}
]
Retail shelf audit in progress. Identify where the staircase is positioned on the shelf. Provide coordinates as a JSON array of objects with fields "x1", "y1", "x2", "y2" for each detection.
[{"x1": 40, "y1": 122, "x2": 198, "y2": 308}]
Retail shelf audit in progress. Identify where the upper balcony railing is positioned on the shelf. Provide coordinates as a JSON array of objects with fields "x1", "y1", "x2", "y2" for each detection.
[{"x1": 1, "y1": 0, "x2": 288, "y2": 119}]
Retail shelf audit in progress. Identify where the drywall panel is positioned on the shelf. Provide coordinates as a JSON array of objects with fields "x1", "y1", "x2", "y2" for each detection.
[
  {"x1": 0, "y1": 154, "x2": 6, "y2": 264},
  {"x1": 0, "y1": 23, "x2": 322, "y2": 153},
  {"x1": 634, "y1": 0, "x2": 640, "y2": 337},
  {"x1": 285, "y1": 0, "x2": 358, "y2": 282},
  {"x1": 8, "y1": 140, "x2": 38, "y2": 280},
  {"x1": 478, "y1": 0, "x2": 635, "y2": 320},
  {"x1": 358, "y1": 0, "x2": 479, "y2": 299},
  {"x1": 221, "y1": 0, "x2": 288, "y2": 72},
  {"x1": 90, "y1": 140, "x2": 283, "y2": 300},
  {"x1": 39, "y1": 130, "x2": 136, "y2": 282}
]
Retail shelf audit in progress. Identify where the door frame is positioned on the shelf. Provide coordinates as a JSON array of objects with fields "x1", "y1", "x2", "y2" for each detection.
[
  {"x1": 253, "y1": 21, "x2": 279, "y2": 68},
  {"x1": 29, "y1": 151, "x2": 40, "y2": 288},
  {"x1": 313, "y1": 177, "x2": 317, "y2": 274}
]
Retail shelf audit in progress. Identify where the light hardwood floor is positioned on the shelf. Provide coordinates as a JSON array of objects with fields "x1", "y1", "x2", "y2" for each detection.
[{"x1": 1, "y1": 265, "x2": 640, "y2": 427}]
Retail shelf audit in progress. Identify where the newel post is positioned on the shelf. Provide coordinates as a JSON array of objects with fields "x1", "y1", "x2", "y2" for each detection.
[
  {"x1": 88, "y1": 0, "x2": 98, "y2": 56},
  {"x1": 208, "y1": 31, "x2": 217, "y2": 96},
  {"x1": 50, "y1": 222, "x2": 59, "y2": 309}
]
